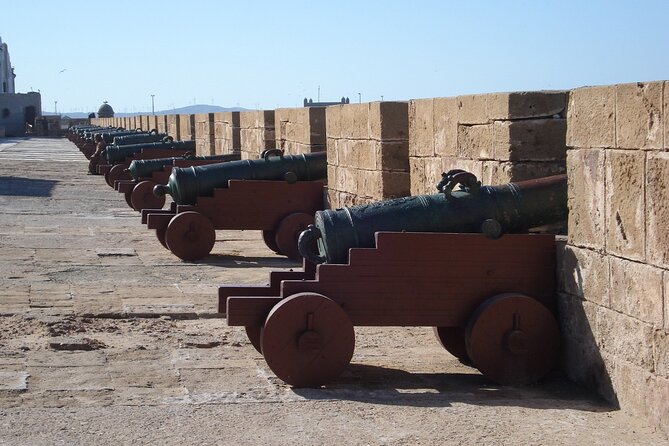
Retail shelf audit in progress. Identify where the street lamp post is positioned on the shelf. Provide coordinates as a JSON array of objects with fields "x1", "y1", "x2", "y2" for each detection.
[
  {"x1": 151, "y1": 95, "x2": 155, "y2": 115},
  {"x1": 358, "y1": 92, "x2": 361, "y2": 103},
  {"x1": 54, "y1": 101, "x2": 58, "y2": 114}
]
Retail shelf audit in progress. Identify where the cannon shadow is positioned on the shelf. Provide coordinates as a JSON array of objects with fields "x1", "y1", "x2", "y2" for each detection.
[
  {"x1": 291, "y1": 364, "x2": 613, "y2": 412},
  {"x1": 0, "y1": 176, "x2": 58, "y2": 197}
]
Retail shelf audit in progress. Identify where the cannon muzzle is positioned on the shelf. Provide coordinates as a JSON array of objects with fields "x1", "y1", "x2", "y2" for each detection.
[{"x1": 299, "y1": 171, "x2": 567, "y2": 264}]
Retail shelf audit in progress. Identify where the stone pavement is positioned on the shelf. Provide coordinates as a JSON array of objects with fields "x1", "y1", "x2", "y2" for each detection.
[{"x1": 0, "y1": 137, "x2": 666, "y2": 445}]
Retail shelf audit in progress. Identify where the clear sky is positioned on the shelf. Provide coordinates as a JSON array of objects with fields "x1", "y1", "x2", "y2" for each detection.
[{"x1": 2, "y1": 0, "x2": 668, "y2": 114}]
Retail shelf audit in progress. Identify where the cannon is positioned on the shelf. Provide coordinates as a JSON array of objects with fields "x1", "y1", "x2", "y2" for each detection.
[
  {"x1": 220, "y1": 172, "x2": 566, "y2": 388},
  {"x1": 91, "y1": 140, "x2": 196, "y2": 181},
  {"x1": 300, "y1": 171, "x2": 567, "y2": 264},
  {"x1": 111, "y1": 130, "x2": 169, "y2": 146},
  {"x1": 115, "y1": 153, "x2": 241, "y2": 211},
  {"x1": 142, "y1": 151, "x2": 326, "y2": 261}
]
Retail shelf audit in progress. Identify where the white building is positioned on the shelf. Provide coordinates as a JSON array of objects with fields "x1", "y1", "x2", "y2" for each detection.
[
  {"x1": 0, "y1": 36, "x2": 41, "y2": 136},
  {"x1": 0, "y1": 36, "x2": 16, "y2": 94}
]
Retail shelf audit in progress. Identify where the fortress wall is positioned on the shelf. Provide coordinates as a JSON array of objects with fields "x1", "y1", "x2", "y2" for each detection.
[
  {"x1": 167, "y1": 114, "x2": 180, "y2": 140},
  {"x1": 325, "y1": 102, "x2": 409, "y2": 208},
  {"x1": 408, "y1": 92, "x2": 567, "y2": 196},
  {"x1": 239, "y1": 110, "x2": 275, "y2": 159},
  {"x1": 156, "y1": 115, "x2": 168, "y2": 134},
  {"x1": 274, "y1": 107, "x2": 326, "y2": 155},
  {"x1": 214, "y1": 111, "x2": 240, "y2": 155},
  {"x1": 557, "y1": 81, "x2": 669, "y2": 434},
  {"x1": 194, "y1": 113, "x2": 215, "y2": 156}
]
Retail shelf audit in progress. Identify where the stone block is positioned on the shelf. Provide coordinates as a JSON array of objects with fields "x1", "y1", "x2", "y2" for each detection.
[
  {"x1": 410, "y1": 157, "x2": 443, "y2": 196},
  {"x1": 650, "y1": 376, "x2": 669, "y2": 434},
  {"x1": 167, "y1": 115, "x2": 180, "y2": 140},
  {"x1": 375, "y1": 140, "x2": 409, "y2": 171},
  {"x1": 557, "y1": 244, "x2": 610, "y2": 307},
  {"x1": 326, "y1": 138, "x2": 338, "y2": 166},
  {"x1": 369, "y1": 102, "x2": 409, "y2": 141},
  {"x1": 646, "y1": 152, "x2": 669, "y2": 268},
  {"x1": 340, "y1": 103, "x2": 370, "y2": 139},
  {"x1": 326, "y1": 165, "x2": 338, "y2": 191},
  {"x1": 178, "y1": 114, "x2": 195, "y2": 140},
  {"x1": 597, "y1": 305, "x2": 655, "y2": 371},
  {"x1": 326, "y1": 105, "x2": 342, "y2": 139},
  {"x1": 555, "y1": 293, "x2": 609, "y2": 395},
  {"x1": 156, "y1": 115, "x2": 168, "y2": 134},
  {"x1": 457, "y1": 124, "x2": 492, "y2": 159},
  {"x1": 615, "y1": 82, "x2": 663, "y2": 149},
  {"x1": 665, "y1": 80, "x2": 669, "y2": 149},
  {"x1": 382, "y1": 171, "x2": 410, "y2": 198},
  {"x1": 456, "y1": 94, "x2": 489, "y2": 125},
  {"x1": 655, "y1": 329, "x2": 669, "y2": 379},
  {"x1": 567, "y1": 149, "x2": 606, "y2": 249},
  {"x1": 504, "y1": 91, "x2": 567, "y2": 120},
  {"x1": 666, "y1": 272, "x2": 669, "y2": 330},
  {"x1": 408, "y1": 99, "x2": 434, "y2": 157},
  {"x1": 493, "y1": 118, "x2": 566, "y2": 161},
  {"x1": 308, "y1": 107, "x2": 326, "y2": 145},
  {"x1": 481, "y1": 161, "x2": 566, "y2": 185},
  {"x1": 352, "y1": 140, "x2": 377, "y2": 170},
  {"x1": 606, "y1": 150, "x2": 646, "y2": 261},
  {"x1": 357, "y1": 169, "x2": 383, "y2": 198},
  {"x1": 609, "y1": 256, "x2": 663, "y2": 326},
  {"x1": 433, "y1": 97, "x2": 458, "y2": 157},
  {"x1": 566, "y1": 86, "x2": 616, "y2": 149}
]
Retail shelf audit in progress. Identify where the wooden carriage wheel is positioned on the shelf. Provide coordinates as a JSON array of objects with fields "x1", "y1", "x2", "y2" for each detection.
[
  {"x1": 433, "y1": 326, "x2": 471, "y2": 364},
  {"x1": 465, "y1": 293, "x2": 560, "y2": 386},
  {"x1": 260, "y1": 293, "x2": 355, "y2": 387},
  {"x1": 274, "y1": 212, "x2": 314, "y2": 261},
  {"x1": 131, "y1": 180, "x2": 166, "y2": 211},
  {"x1": 165, "y1": 211, "x2": 216, "y2": 261}
]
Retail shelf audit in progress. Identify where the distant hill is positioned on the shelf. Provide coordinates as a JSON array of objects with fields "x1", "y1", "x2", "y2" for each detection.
[{"x1": 43, "y1": 104, "x2": 248, "y2": 119}]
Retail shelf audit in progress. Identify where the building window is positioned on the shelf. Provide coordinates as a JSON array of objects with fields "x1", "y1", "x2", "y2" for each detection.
[
  {"x1": 1, "y1": 108, "x2": 10, "y2": 118},
  {"x1": 2, "y1": 82, "x2": 6, "y2": 93}
]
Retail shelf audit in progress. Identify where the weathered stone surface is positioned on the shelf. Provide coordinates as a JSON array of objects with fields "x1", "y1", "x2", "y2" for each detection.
[
  {"x1": 457, "y1": 124, "x2": 492, "y2": 159},
  {"x1": 597, "y1": 305, "x2": 655, "y2": 371},
  {"x1": 606, "y1": 150, "x2": 646, "y2": 261},
  {"x1": 480, "y1": 161, "x2": 565, "y2": 185},
  {"x1": 326, "y1": 137, "x2": 338, "y2": 166},
  {"x1": 340, "y1": 103, "x2": 369, "y2": 139},
  {"x1": 615, "y1": 82, "x2": 663, "y2": 149},
  {"x1": 325, "y1": 105, "x2": 341, "y2": 139},
  {"x1": 646, "y1": 152, "x2": 669, "y2": 268},
  {"x1": 433, "y1": 97, "x2": 458, "y2": 157},
  {"x1": 567, "y1": 149, "x2": 606, "y2": 249},
  {"x1": 375, "y1": 141, "x2": 409, "y2": 171},
  {"x1": 382, "y1": 171, "x2": 410, "y2": 198},
  {"x1": 167, "y1": 114, "x2": 181, "y2": 140},
  {"x1": 410, "y1": 157, "x2": 443, "y2": 196},
  {"x1": 408, "y1": 99, "x2": 434, "y2": 157},
  {"x1": 0, "y1": 371, "x2": 29, "y2": 391},
  {"x1": 308, "y1": 107, "x2": 326, "y2": 146},
  {"x1": 557, "y1": 245, "x2": 610, "y2": 307},
  {"x1": 49, "y1": 336, "x2": 107, "y2": 351},
  {"x1": 664, "y1": 81, "x2": 669, "y2": 149},
  {"x1": 493, "y1": 119, "x2": 566, "y2": 161},
  {"x1": 456, "y1": 94, "x2": 489, "y2": 125},
  {"x1": 369, "y1": 102, "x2": 408, "y2": 141},
  {"x1": 555, "y1": 294, "x2": 609, "y2": 396},
  {"x1": 666, "y1": 271, "x2": 669, "y2": 330},
  {"x1": 655, "y1": 329, "x2": 669, "y2": 379},
  {"x1": 178, "y1": 114, "x2": 195, "y2": 141},
  {"x1": 505, "y1": 91, "x2": 567, "y2": 120},
  {"x1": 609, "y1": 256, "x2": 663, "y2": 325},
  {"x1": 566, "y1": 86, "x2": 616, "y2": 149}
]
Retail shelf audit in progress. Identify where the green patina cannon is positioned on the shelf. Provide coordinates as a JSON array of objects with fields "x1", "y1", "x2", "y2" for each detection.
[
  {"x1": 154, "y1": 151, "x2": 327, "y2": 205},
  {"x1": 126, "y1": 153, "x2": 241, "y2": 180},
  {"x1": 111, "y1": 130, "x2": 169, "y2": 146},
  {"x1": 104, "y1": 140, "x2": 196, "y2": 164},
  {"x1": 299, "y1": 171, "x2": 567, "y2": 264}
]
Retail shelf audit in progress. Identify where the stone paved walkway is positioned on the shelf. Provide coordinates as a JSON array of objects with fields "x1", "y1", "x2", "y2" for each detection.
[{"x1": 0, "y1": 137, "x2": 666, "y2": 445}]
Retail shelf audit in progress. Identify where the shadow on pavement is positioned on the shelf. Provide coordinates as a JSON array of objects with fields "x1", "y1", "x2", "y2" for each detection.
[{"x1": 0, "y1": 176, "x2": 58, "y2": 197}]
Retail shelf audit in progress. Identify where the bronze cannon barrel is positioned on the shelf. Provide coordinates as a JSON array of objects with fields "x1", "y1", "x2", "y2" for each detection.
[
  {"x1": 112, "y1": 130, "x2": 169, "y2": 146},
  {"x1": 126, "y1": 153, "x2": 241, "y2": 180},
  {"x1": 104, "y1": 140, "x2": 196, "y2": 164},
  {"x1": 298, "y1": 172, "x2": 567, "y2": 264},
  {"x1": 154, "y1": 151, "x2": 327, "y2": 205}
]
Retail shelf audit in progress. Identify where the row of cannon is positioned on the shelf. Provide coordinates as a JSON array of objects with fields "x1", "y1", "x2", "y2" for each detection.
[{"x1": 68, "y1": 124, "x2": 567, "y2": 388}]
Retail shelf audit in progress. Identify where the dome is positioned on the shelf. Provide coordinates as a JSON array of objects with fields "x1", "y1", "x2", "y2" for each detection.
[{"x1": 97, "y1": 101, "x2": 114, "y2": 118}]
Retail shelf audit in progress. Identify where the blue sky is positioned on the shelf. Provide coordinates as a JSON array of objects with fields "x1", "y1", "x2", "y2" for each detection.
[{"x1": 2, "y1": 0, "x2": 668, "y2": 113}]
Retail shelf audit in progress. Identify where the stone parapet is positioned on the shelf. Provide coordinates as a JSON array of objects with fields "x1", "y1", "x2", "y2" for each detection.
[
  {"x1": 558, "y1": 80, "x2": 668, "y2": 435},
  {"x1": 239, "y1": 110, "x2": 275, "y2": 159},
  {"x1": 326, "y1": 101, "x2": 409, "y2": 207},
  {"x1": 214, "y1": 112, "x2": 240, "y2": 155},
  {"x1": 194, "y1": 113, "x2": 215, "y2": 156}
]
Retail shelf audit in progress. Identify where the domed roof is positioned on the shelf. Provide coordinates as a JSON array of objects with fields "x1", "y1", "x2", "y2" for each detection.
[{"x1": 97, "y1": 101, "x2": 114, "y2": 118}]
